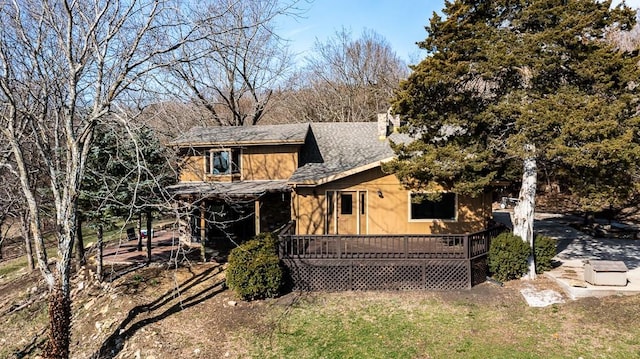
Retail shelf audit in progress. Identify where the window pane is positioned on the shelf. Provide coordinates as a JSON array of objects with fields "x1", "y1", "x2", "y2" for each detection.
[
  {"x1": 340, "y1": 194, "x2": 353, "y2": 215},
  {"x1": 326, "y1": 191, "x2": 335, "y2": 234},
  {"x1": 327, "y1": 191, "x2": 334, "y2": 215},
  {"x1": 231, "y1": 150, "x2": 240, "y2": 174},
  {"x1": 213, "y1": 151, "x2": 230, "y2": 174},
  {"x1": 410, "y1": 193, "x2": 456, "y2": 220}
]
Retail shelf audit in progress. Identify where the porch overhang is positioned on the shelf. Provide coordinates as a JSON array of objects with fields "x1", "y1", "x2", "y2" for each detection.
[
  {"x1": 167, "y1": 180, "x2": 290, "y2": 200},
  {"x1": 289, "y1": 157, "x2": 394, "y2": 188}
]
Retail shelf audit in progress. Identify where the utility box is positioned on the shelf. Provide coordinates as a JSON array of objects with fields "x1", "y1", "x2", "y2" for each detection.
[{"x1": 584, "y1": 260, "x2": 628, "y2": 286}]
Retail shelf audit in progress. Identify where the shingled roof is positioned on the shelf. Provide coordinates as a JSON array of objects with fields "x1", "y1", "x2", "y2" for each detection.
[
  {"x1": 168, "y1": 123, "x2": 309, "y2": 147},
  {"x1": 289, "y1": 122, "x2": 409, "y2": 185},
  {"x1": 167, "y1": 180, "x2": 290, "y2": 199}
]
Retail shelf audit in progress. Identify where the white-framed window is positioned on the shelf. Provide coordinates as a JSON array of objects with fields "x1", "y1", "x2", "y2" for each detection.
[
  {"x1": 205, "y1": 149, "x2": 240, "y2": 175},
  {"x1": 409, "y1": 192, "x2": 457, "y2": 221}
]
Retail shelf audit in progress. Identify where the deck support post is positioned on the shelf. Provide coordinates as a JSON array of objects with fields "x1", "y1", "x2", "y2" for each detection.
[
  {"x1": 465, "y1": 235, "x2": 473, "y2": 289},
  {"x1": 403, "y1": 235, "x2": 408, "y2": 258},
  {"x1": 200, "y1": 201, "x2": 206, "y2": 261},
  {"x1": 254, "y1": 200, "x2": 261, "y2": 236}
]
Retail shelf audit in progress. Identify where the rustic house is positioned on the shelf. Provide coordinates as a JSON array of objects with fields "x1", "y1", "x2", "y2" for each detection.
[
  {"x1": 168, "y1": 116, "x2": 500, "y2": 290},
  {"x1": 169, "y1": 117, "x2": 492, "y2": 238}
]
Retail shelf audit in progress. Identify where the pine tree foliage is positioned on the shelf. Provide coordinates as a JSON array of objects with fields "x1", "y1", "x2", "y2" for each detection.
[
  {"x1": 387, "y1": 0, "x2": 640, "y2": 208},
  {"x1": 80, "y1": 124, "x2": 175, "y2": 225}
]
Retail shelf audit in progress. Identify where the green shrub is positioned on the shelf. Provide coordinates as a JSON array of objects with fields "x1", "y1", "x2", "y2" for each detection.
[
  {"x1": 488, "y1": 232, "x2": 531, "y2": 282},
  {"x1": 534, "y1": 235, "x2": 556, "y2": 274},
  {"x1": 226, "y1": 232, "x2": 283, "y2": 301}
]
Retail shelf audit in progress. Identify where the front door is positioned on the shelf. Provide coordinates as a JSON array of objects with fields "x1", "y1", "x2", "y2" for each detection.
[
  {"x1": 327, "y1": 190, "x2": 367, "y2": 235},
  {"x1": 337, "y1": 191, "x2": 357, "y2": 234}
]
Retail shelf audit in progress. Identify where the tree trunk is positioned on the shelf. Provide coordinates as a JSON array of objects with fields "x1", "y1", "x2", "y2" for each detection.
[
  {"x1": 41, "y1": 206, "x2": 77, "y2": 359},
  {"x1": 96, "y1": 224, "x2": 104, "y2": 282},
  {"x1": 137, "y1": 213, "x2": 143, "y2": 252},
  {"x1": 0, "y1": 215, "x2": 6, "y2": 260},
  {"x1": 513, "y1": 145, "x2": 537, "y2": 280},
  {"x1": 75, "y1": 216, "x2": 85, "y2": 270},
  {"x1": 20, "y1": 212, "x2": 35, "y2": 271},
  {"x1": 44, "y1": 283, "x2": 71, "y2": 359},
  {"x1": 146, "y1": 209, "x2": 153, "y2": 264}
]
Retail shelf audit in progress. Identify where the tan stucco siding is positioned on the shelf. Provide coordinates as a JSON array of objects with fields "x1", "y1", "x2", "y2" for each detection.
[
  {"x1": 291, "y1": 191, "x2": 326, "y2": 235},
  {"x1": 292, "y1": 167, "x2": 491, "y2": 235},
  {"x1": 177, "y1": 145, "x2": 299, "y2": 182},
  {"x1": 242, "y1": 145, "x2": 299, "y2": 180},
  {"x1": 178, "y1": 155, "x2": 205, "y2": 182}
]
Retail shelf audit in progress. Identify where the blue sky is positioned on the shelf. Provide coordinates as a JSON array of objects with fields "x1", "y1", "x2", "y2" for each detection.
[
  {"x1": 277, "y1": 0, "x2": 444, "y2": 66},
  {"x1": 278, "y1": 0, "x2": 640, "y2": 67}
]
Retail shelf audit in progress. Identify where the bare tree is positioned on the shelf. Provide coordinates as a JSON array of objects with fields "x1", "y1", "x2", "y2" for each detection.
[
  {"x1": 0, "y1": 0, "x2": 302, "y2": 355},
  {"x1": 1, "y1": 125, "x2": 49, "y2": 270},
  {"x1": 0, "y1": 181, "x2": 19, "y2": 262},
  {"x1": 166, "y1": 0, "x2": 301, "y2": 127},
  {"x1": 278, "y1": 28, "x2": 409, "y2": 123},
  {"x1": 0, "y1": 1, "x2": 223, "y2": 357}
]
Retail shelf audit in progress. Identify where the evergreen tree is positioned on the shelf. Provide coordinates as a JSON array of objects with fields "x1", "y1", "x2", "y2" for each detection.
[
  {"x1": 79, "y1": 123, "x2": 175, "y2": 277},
  {"x1": 387, "y1": 0, "x2": 640, "y2": 278},
  {"x1": 78, "y1": 125, "x2": 130, "y2": 278}
]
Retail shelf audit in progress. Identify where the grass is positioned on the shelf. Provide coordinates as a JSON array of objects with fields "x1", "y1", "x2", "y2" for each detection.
[
  {"x1": 0, "y1": 257, "x2": 27, "y2": 278},
  {"x1": 0, "y1": 299, "x2": 48, "y2": 359},
  {"x1": 241, "y1": 292, "x2": 640, "y2": 359},
  {"x1": 0, "y1": 246, "x2": 58, "y2": 279},
  {"x1": 2, "y1": 261, "x2": 640, "y2": 358}
]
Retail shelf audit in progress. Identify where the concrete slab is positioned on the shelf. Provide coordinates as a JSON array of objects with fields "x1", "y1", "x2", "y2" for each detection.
[
  {"x1": 495, "y1": 210, "x2": 640, "y2": 300},
  {"x1": 545, "y1": 259, "x2": 640, "y2": 299},
  {"x1": 520, "y1": 283, "x2": 564, "y2": 307}
]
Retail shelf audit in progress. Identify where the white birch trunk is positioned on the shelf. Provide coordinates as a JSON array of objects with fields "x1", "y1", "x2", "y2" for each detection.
[
  {"x1": 512, "y1": 144, "x2": 537, "y2": 280},
  {"x1": 4, "y1": 134, "x2": 55, "y2": 288}
]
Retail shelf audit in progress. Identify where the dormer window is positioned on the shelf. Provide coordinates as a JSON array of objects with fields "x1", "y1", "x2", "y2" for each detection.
[{"x1": 205, "y1": 149, "x2": 240, "y2": 175}]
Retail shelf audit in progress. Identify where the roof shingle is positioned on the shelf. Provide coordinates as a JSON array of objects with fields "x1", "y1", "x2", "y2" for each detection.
[
  {"x1": 167, "y1": 180, "x2": 289, "y2": 198},
  {"x1": 169, "y1": 123, "x2": 309, "y2": 147},
  {"x1": 290, "y1": 122, "x2": 408, "y2": 184}
]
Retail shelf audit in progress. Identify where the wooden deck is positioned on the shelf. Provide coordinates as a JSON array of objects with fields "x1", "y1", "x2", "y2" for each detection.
[{"x1": 278, "y1": 226, "x2": 506, "y2": 291}]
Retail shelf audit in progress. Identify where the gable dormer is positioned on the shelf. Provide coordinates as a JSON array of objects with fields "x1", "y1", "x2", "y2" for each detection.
[{"x1": 169, "y1": 124, "x2": 309, "y2": 183}]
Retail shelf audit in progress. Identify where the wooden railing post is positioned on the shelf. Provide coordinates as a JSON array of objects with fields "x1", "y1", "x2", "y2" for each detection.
[
  {"x1": 465, "y1": 234, "x2": 473, "y2": 289},
  {"x1": 336, "y1": 236, "x2": 341, "y2": 258},
  {"x1": 278, "y1": 236, "x2": 284, "y2": 258},
  {"x1": 464, "y1": 234, "x2": 469, "y2": 259},
  {"x1": 404, "y1": 236, "x2": 408, "y2": 258}
]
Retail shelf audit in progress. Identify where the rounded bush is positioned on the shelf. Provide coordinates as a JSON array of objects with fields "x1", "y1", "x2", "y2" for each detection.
[
  {"x1": 226, "y1": 233, "x2": 283, "y2": 301},
  {"x1": 534, "y1": 235, "x2": 556, "y2": 274},
  {"x1": 488, "y1": 232, "x2": 531, "y2": 282}
]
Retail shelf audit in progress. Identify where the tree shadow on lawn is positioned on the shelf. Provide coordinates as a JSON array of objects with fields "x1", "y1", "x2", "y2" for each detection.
[{"x1": 91, "y1": 264, "x2": 226, "y2": 359}]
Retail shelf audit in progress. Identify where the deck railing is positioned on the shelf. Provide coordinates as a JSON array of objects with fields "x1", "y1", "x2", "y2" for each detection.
[
  {"x1": 279, "y1": 225, "x2": 506, "y2": 261},
  {"x1": 278, "y1": 223, "x2": 507, "y2": 291}
]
